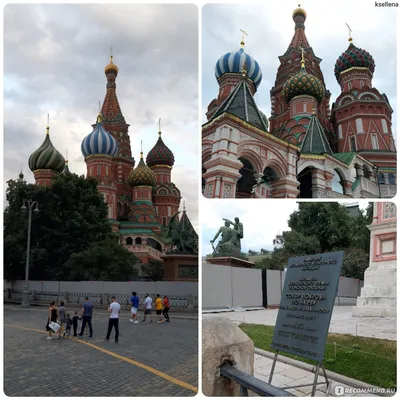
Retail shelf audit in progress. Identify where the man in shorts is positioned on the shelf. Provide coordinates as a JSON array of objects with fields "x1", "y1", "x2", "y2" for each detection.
[
  {"x1": 129, "y1": 291, "x2": 139, "y2": 324},
  {"x1": 143, "y1": 294, "x2": 153, "y2": 323},
  {"x1": 155, "y1": 294, "x2": 163, "y2": 323}
]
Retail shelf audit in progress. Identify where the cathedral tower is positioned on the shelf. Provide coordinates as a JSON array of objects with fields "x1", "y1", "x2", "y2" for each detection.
[
  {"x1": 99, "y1": 55, "x2": 135, "y2": 205},
  {"x1": 331, "y1": 36, "x2": 396, "y2": 177},
  {"x1": 82, "y1": 114, "x2": 118, "y2": 219},
  {"x1": 146, "y1": 122, "x2": 181, "y2": 226}
]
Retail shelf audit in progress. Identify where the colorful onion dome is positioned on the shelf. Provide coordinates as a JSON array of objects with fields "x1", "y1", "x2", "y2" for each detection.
[
  {"x1": 128, "y1": 152, "x2": 156, "y2": 187},
  {"x1": 104, "y1": 55, "x2": 119, "y2": 75},
  {"x1": 334, "y1": 42, "x2": 375, "y2": 81},
  {"x1": 146, "y1": 130, "x2": 175, "y2": 167},
  {"x1": 282, "y1": 61, "x2": 324, "y2": 104},
  {"x1": 28, "y1": 126, "x2": 65, "y2": 173},
  {"x1": 215, "y1": 48, "x2": 262, "y2": 88},
  {"x1": 81, "y1": 114, "x2": 118, "y2": 158}
]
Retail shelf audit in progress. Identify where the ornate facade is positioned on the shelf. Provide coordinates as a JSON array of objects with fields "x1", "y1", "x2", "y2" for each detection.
[
  {"x1": 28, "y1": 56, "x2": 192, "y2": 273},
  {"x1": 202, "y1": 6, "x2": 396, "y2": 198}
]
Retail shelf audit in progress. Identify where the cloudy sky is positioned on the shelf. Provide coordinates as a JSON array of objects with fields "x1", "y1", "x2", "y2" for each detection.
[
  {"x1": 202, "y1": 1, "x2": 397, "y2": 135},
  {"x1": 4, "y1": 4, "x2": 199, "y2": 229},
  {"x1": 201, "y1": 200, "x2": 371, "y2": 256}
]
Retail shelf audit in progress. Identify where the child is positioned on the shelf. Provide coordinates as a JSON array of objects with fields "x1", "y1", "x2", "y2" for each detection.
[
  {"x1": 72, "y1": 311, "x2": 81, "y2": 337},
  {"x1": 65, "y1": 314, "x2": 73, "y2": 337}
]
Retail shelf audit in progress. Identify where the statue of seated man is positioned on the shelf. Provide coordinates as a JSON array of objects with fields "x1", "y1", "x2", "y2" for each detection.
[{"x1": 210, "y1": 220, "x2": 240, "y2": 256}]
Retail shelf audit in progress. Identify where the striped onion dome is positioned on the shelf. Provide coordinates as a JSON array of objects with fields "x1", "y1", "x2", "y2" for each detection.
[
  {"x1": 28, "y1": 127, "x2": 65, "y2": 173},
  {"x1": 215, "y1": 48, "x2": 262, "y2": 88},
  {"x1": 146, "y1": 131, "x2": 175, "y2": 167},
  {"x1": 81, "y1": 114, "x2": 118, "y2": 158},
  {"x1": 334, "y1": 43, "x2": 375, "y2": 82},
  {"x1": 128, "y1": 152, "x2": 156, "y2": 187}
]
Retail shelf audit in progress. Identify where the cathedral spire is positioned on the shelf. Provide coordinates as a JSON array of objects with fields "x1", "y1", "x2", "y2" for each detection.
[
  {"x1": 100, "y1": 52, "x2": 126, "y2": 125},
  {"x1": 288, "y1": 5, "x2": 310, "y2": 50}
]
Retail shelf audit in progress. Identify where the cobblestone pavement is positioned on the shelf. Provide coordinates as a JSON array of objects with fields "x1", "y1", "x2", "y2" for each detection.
[{"x1": 4, "y1": 306, "x2": 198, "y2": 396}]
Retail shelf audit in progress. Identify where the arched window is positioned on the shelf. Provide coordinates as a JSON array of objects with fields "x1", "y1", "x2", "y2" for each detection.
[
  {"x1": 117, "y1": 202, "x2": 122, "y2": 216},
  {"x1": 263, "y1": 167, "x2": 277, "y2": 183},
  {"x1": 388, "y1": 173, "x2": 395, "y2": 184},
  {"x1": 126, "y1": 237, "x2": 133, "y2": 245},
  {"x1": 135, "y1": 237, "x2": 142, "y2": 245},
  {"x1": 378, "y1": 173, "x2": 385, "y2": 184}
]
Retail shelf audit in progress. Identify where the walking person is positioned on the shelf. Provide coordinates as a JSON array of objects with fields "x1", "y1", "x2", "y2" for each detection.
[
  {"x1": 129, "y1": 291, "x2": 139, "y2": 324},
  {"x1": 142, "y1": 294, "x2": 153, "y2": 323},
  {"x1": 72, "y1": 311, "x2": 81, "y2": 337},
  {"x1": 162, "y1": 295, "x2": 170, "y2": 323},
  {"x1": 45, "y1": 301, "x2": 60, "y2": 340},
  {"x1": 104, "y1": 296, "x2": 121, "y2": 343},
  {"x1": 155, "y1": 294, "x2": 163, "y2": 323},
  {"x1": 78, "y1": 296, "x2": 93, "y2": 338},
  {"x1": 58, "y1": 301, "x2": 67, "y2": 337}
]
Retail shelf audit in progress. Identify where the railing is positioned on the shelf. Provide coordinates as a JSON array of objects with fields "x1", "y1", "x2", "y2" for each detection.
[
  {"x1": 4, "y1": 290, "x2": 198, "y2": 310},
  {"x1": 219, "y1": 364, "x2": 294, "y2": 397}
]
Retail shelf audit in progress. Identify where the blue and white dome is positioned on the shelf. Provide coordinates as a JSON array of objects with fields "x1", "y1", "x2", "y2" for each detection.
[
  {"x1": 215, "y1": 48, "x2": 262, "y2": 88},
  {"x1": 81, "y1": 114, "x2": 118, "y2": 158}
]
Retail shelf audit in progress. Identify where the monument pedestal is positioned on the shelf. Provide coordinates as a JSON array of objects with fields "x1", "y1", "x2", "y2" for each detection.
[
  {"x1": 352, "y1": 203, "x2": 397, "y2": 318},
  {"x1": 207, "y1": 256, "x2": 254, "y2": 269},
  {"x1": 162, "y1": 253, "x2": 198, "y2": 281},
  {"x1": 352, "y1": 265, "x2": 397, "y2": 317}
]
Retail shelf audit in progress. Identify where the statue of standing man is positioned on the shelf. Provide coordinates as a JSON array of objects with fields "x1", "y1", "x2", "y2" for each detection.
[{"x1": 223, "y1": 217, "x2": 243, "y2": 249}]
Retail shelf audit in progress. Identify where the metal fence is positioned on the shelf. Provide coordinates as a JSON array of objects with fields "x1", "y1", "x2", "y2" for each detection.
[{"x1": 4, "y1": 290, "x2": 198, "y2": 311}]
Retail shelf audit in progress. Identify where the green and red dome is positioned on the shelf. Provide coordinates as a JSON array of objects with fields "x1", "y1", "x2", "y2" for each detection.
[
  {"x1": 146, "y1": 132, "x2": 175, "y2": 167},
  {"x1": 334, "y1": 43, "x2": 375, "y2": 81},
  {"x1": 282, "y1": 65, "x2": 325, "y2": 104}
]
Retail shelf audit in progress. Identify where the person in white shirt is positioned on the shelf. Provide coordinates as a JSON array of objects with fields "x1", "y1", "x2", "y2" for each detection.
[
  {"x1": 105, "y1": 296, "x2": 121, "y2": 343},
  {"x1": 142, "y1": 294, "x2": 153, "y2": 323}
]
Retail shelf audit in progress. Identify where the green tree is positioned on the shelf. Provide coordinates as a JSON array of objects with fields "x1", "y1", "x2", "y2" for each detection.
[
  {"x1": 4, "y1": 173, "x2": 116, "y2": 281},
  {"x1": 141, "y1": 259, "x2": 164, "y2": 281},
  {"x1": 64, "y1": 239, "x2": 139, "y2": 280},
  {"x1": 255, "y1": 203, "x2": 372, "y2": 279}
]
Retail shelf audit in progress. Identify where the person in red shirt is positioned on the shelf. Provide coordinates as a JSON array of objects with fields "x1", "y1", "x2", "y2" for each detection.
[{"x1": 162, "y1": 296, "x2": 170, "y2": 322}]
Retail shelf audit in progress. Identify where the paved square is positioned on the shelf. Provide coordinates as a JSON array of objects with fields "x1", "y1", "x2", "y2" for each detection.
[{"x1": 4, "y1": 306, "x2": 198, "y2": 396}]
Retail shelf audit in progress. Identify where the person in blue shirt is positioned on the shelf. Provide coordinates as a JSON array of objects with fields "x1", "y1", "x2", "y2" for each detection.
[
  {"x1": 78, "y1": 297, "x2": 94, "y2": 337},
  {"x1": 129, "y1": 291, "x2": 140, "y2": 324}
]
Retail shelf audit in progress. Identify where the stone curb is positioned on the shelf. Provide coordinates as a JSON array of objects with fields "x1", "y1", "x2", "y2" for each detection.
[{"x1": 254, "y1": 348, "x2": 394, "y2": 396}]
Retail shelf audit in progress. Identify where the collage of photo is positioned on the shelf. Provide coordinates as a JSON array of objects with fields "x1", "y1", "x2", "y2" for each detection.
[{"x1": 2, "y1": 1, "x2": 398, "y2": 398}]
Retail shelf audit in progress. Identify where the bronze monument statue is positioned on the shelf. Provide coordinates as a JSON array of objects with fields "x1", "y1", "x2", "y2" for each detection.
[
  {"x1": 210, "y1": 216, "x2": 245, "y2": 258},
  {"x1": 166, "y1": 210, "x2": 198, "y2": 254}
]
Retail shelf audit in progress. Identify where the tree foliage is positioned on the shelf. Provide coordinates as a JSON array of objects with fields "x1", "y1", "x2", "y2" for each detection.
[
  {"x1": 4, "y1": 173, "x2": 136, "y2": 281},
  {"x1": 141, "y1": 259, "x2": 164, "y2": 281},
  {"x1": 65, "y1": 239, "x2": 139, "y2": 281},
  {"x1": 255, "y1": 202, "x2": 373, "y2": 279}
]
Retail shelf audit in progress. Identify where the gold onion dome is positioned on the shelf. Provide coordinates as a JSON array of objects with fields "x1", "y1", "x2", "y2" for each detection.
[
  {"x1": 282, "y1": 61, "x2": 325, "y2": 105},
  {"x1": 292, "y1": 4, "x2": 307, "y2": 20},
  {"x1": 28, "y1": 126, "x2": 65, "y2": 173},
  {"x1": 128, "y1": 152, "x2": 156, "y2": 187},
  {"x1": 105, "y1": 55, "x2": 119, "y2": 75}
]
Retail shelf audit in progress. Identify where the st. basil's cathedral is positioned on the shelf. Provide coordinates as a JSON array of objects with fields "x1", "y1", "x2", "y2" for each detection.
[
  {"x1": 27, "y1": 55, "x2": 194, "y2": 272},
  {"x1": 202, "y1": 6, "x2": 397, "y2": 198}
]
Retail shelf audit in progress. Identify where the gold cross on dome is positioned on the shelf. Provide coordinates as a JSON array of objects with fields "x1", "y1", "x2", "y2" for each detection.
[
  {"x1": 240, "y1": 29, "x2": 248, "y2": 47},
  {"x1": 345, "y1": 23, "x2": 353, "y2": 42},
  {"x1": 299, "y1": 46, "x2": 306, "y2": 67}
]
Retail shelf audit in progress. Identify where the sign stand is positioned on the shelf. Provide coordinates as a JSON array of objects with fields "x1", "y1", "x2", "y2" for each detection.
[{"x1": 268, "y1": 351, "x2": 331, "y2": 397}]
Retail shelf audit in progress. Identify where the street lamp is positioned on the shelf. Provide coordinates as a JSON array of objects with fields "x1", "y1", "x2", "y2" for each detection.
[{"x1": 21, "y1": 199, "x2": 39, "y2": 307}]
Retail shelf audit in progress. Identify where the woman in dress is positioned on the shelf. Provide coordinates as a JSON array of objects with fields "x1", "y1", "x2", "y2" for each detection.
[{"x1": 46, "y1": 300, "x2": 60, "y2": 340}]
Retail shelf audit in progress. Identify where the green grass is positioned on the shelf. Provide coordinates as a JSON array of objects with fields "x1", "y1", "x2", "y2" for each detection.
[{"x1": 240, "y1": 323, "x2": 396, "y2": 389}]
